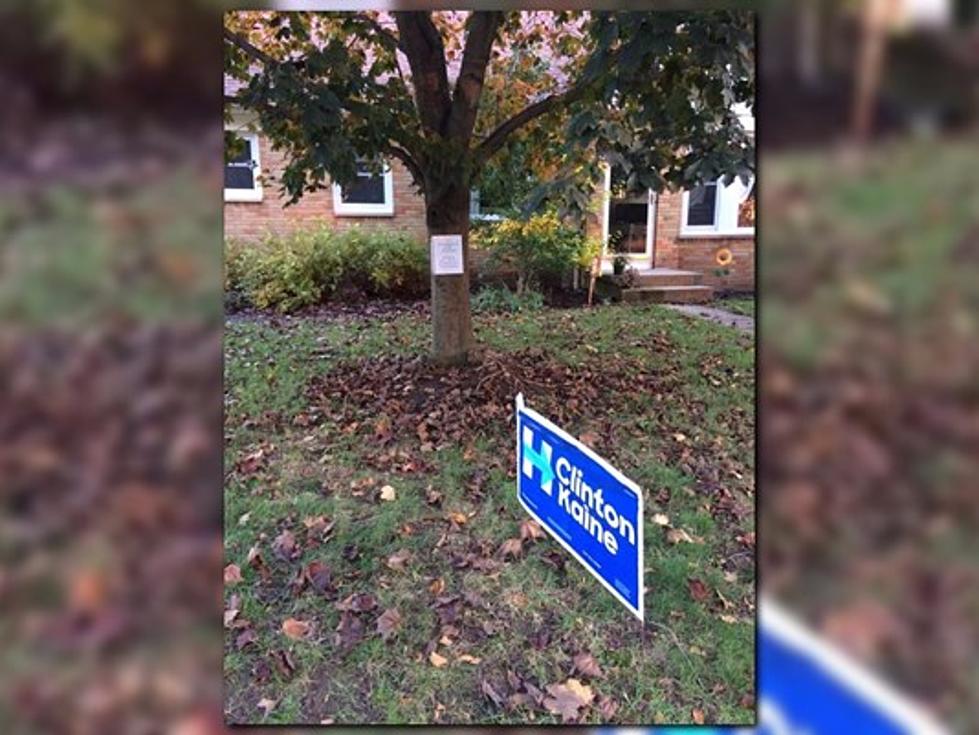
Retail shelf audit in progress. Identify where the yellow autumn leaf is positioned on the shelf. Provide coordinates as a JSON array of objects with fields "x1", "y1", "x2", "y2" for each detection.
[{"x1": 379, "y1": 484, "x2": 396, "y2": 501}]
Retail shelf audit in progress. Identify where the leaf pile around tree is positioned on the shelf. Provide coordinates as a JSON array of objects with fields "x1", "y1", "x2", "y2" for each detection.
[{"x1": 307, "y1": 346, "x2": 674, "y2": 451}]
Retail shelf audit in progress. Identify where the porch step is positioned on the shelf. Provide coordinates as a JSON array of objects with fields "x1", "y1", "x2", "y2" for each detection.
[
  {"x1": 634, "y1": 269, "x2": 703, "y2": 287},
  {"x1": 621, "y1": 285, "x2": 714, "y2": 304}
]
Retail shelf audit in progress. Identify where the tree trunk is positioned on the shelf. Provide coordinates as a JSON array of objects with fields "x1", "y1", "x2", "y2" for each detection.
[{"x1": 426, "y1": 183, "x2": 474, "y2": 365}]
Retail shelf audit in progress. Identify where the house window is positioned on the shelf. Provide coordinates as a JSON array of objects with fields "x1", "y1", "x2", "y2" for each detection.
[
  {"x1": 681, "y1": 176, "x2": 755, "y2": 236},
  {"x1": 685, "y1": 182, "x2": 718, "y2": 227},
  {"x1": 469, "y1": 189, "x2": 504, "y2": 222},
  {"x1": 224, "y1": 132, "x2": 262, "y2": 203},
  {"x1": 332, "y1": 160, "x2": 394, "y2": 216}
]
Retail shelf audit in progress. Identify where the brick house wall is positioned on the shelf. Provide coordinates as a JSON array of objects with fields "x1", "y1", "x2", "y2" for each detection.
[
  {"x1": 224, "y1": 132, "x2": 428, "y2": 243},
  {"x1": 654, "y1": 190, "x2": 755, "y2": 292},
  {"x1": 227, "y1": 132, "x2": 754, "y2": 293},
  {"x1": 585, "y1": 187, "x2": 755, "y2": 292}
]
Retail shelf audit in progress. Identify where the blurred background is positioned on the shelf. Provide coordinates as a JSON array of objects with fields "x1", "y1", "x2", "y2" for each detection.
[{"x1": 0, "y1": 0, "x2": 977, "y2": 733}]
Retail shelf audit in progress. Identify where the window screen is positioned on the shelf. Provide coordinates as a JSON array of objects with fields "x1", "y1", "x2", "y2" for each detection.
[{"x1": 686, "y1": 182, "x2": 718, "y2": 227}]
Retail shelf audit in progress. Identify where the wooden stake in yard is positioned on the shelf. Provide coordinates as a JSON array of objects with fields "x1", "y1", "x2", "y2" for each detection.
[{"x1": 587, "y1": 254, "x2": 600, "y2": 307}]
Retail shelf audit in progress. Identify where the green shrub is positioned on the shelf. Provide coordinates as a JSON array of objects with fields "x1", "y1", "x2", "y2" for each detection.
[
  {"x1": 474, "y1": 211, "x2": 598, "y2": 294},
  {"x1": 471, "y1": 285, "x2": 544, "y2": 314},
  {"x1": 223, "y1": 226, "x2": 428, "y2": 312}
]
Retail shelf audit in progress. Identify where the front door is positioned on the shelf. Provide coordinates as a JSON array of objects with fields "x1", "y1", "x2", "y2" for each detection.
[{"x1": 603, "y1": 166, "x2": 654, "y2": 267}]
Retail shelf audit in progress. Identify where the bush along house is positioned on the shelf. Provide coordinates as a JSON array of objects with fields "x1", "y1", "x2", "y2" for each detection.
[{"x1": 225, "y1": 71, "x2": 755, "y2": 303}]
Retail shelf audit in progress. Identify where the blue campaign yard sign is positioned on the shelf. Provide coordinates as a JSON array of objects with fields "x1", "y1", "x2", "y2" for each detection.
[
  {"x1": 515, "y1": 394, "x2": 644, "y2": 620},
  {"x1": 753, "y1": 598, "x2": 948, "y2": 735},
  {"x1": 596, "y1": 599, "x2": 947, "y2": 733}
]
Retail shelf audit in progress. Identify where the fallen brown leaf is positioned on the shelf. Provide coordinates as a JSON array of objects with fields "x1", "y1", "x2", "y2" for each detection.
[
  {"x1": 224, "y1": 563, "x2": 242, "y2": 584},
  {"x1": 687, "y1": 577, "x2": 711, "y2": 603},
  {"x1": 376, "y1": 608, "x2": 402, "y2": 642},
  {"x1": 270, "y1": 648, "x2": 296, "y2": 678},
  {"x1": 597, "y1": 694, "x2": 619, "y2": 719},
  {"x1": 481, "y1": 679, "x2": 505, "y2": 707},
  {"x1": 247, "y1": 545, "x2": 271, "y2": 582},
  {"x1": 273, "y1": 529, "x2": 299, "y2": 561},
  {"x1": 572, "y1": 652, "x2": 604, "y2": 679},
  {"x1": 336, "y1": 592, "x2": 377, "y2": 613},
  {"x1": 304, "y1": 560, "x2": 332, "y2": 594},
  {"x1": 224, "y1": 607, "x2": 239, "y2": 627},
  {"x1": 499, "y1": 537, "x2": 523, "y2": 559},
  {"x1": 386, "y1": 549, "x2": 411, "y2": 571},
  {"x1": 234, "y1": 627, "x2": 257, "y2": 650},
  {"x1": 334, "y1": 611, "x2": 365, "y2": 653},
  {"x1": 282, "y1": 617, "x2": 311, "y2": 640},
  {"x1": 429, "y1": 651, "x2": 448, "y2": 668},
  {"x1": 519, "y1": 518, "x2": 545, "y2": 541},
  {"x1": 666, "y1": 528, "x2": 698, "y2": 544},
  {"x1": 692, "y1": 707, "x2": 705, "y2": 724},
  {"x1": 543, "y1": 678, "x2": 594, "y2": 722}
]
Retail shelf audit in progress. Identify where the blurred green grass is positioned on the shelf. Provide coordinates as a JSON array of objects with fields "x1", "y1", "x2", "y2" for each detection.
[
  {"x1": 761, "y1": 134, "x2": 979, "y2": 731},
  {"x1": 763, "y1": 137, "x2": 979, "y2": 369},
  {"x1": 0, "y1": 168, "x2": 222, "y2": 327}
]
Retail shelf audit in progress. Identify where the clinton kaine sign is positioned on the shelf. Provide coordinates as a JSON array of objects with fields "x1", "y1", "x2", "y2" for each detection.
[{"x1": 515, "y1": 394, "x2": 644, "y2": 620}]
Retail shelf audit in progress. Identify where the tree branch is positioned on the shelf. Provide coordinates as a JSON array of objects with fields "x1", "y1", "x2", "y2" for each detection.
[
  {"x1": 446, "y1": 11, "x2": 504, "y2": 141},
  {"x1": 385, "y1": 144, "x2": 425, "y2": 190},
  {"x1": 394, "y1": 12, "x2": 452, "y2": 134},
  {"x1": 223, "y1": 27, "x2": 277, "y2": 67},
  {"x1": 474, "y1": 83, "x2": 589, "y2": 166},
  {"x1": 359, "y1": 14, "x2": 405, "y2": 53}
]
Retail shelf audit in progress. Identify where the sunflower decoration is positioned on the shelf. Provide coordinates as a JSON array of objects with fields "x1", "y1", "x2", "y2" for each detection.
[{"x1": 715, "y1": 247, "x2": 734, "y2": 267}]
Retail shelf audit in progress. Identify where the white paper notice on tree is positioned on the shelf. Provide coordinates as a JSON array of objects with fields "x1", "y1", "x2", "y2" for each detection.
[{"x1": 430, "y1": 235, "x2": 464, "y2": 276}]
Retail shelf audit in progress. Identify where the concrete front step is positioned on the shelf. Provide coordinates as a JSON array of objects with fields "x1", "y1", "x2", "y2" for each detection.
[
  {"x1": 621, "y1": 285, "x2": 714, "y2": 304},
  {"x1": 634, "y1": 270, "x2": 702, "y2": 287}
]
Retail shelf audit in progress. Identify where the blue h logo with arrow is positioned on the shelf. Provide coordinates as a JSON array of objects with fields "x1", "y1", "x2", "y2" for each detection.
[{"x1": 522, "y1": 426, "x2": 554, "y2": 494}]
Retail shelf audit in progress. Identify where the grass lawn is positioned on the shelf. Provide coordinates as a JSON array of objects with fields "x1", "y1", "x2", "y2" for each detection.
[
  {"x1": 224, "y1": 302, "x2": 755, "y2": 725},
  {"x1": 718, "y1": 296, "x2": 755, "y2": 319},
  {"x1": 762, "y1": 138, "x2": 979, "y2": 732}
]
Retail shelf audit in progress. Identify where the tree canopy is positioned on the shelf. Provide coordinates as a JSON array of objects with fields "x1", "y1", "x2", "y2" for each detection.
[{"x1": 225, "y1": 10, "x2": 754, "y2": 215}]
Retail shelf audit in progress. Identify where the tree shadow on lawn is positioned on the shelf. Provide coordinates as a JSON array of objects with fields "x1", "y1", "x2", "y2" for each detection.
[{"x1": 224, "y1": 304, "x2": 755, "y2": 725}]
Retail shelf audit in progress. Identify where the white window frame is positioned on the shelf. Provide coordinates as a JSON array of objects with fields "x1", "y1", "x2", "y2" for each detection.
[
  {"x1": 224, "y1": 132, "x2": 263, "y2": 203},
  {"x1": 680, "y1": 176, "x2": 755, "y2": 237},
  {"x1": 332, "y1": 161, "x2": 395, "y2": 216}
]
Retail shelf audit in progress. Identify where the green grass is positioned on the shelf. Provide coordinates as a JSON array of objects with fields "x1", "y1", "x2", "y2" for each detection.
[
  {"x1": 0, "y1": 170, "x2": 222, "y2": 326},
  {"x1": 763, "y1": 138, "x2": 979, "y2": 371},
  {"x1": 718, "y1": 296, "x2": 755, "y2": 318},
  {"x1": 224, "y1": 303, "x2": 755, "y2": 725},
  {"x1": 762, "y1": 138, "x2": 979, "y2": 733}
]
